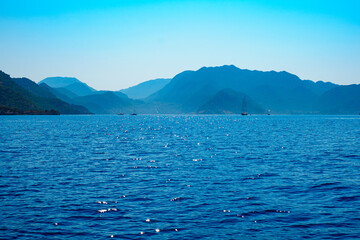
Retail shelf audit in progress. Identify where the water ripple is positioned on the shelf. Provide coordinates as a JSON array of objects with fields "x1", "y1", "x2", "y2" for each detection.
[{"x1": 0, "y1": 115, "x2": 359, "y2": 239}]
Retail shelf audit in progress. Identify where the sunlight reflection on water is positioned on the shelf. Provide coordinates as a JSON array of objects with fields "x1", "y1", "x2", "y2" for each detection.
[{"x1": 0, "y1": 115, "x2": 360, "y2": 239}]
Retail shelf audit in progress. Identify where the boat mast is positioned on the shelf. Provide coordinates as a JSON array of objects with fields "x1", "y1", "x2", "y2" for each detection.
[{"x1": 241, "y1": 96, "x2": 248, "y2": 115}]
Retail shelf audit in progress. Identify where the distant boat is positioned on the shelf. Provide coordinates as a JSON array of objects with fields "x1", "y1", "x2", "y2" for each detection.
[
  {"x1": 241, "y1": 96, "x2": 248, "y2": 115},
  {"x1": 117, "y1": 113, "x2": 124, "y2": 115},
  {"x1": 130, "y1": 107, "x2": 137, "y2": 115}
]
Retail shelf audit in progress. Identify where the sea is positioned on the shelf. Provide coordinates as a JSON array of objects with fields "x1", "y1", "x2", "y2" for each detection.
[{"x1": 0, "y1": 115, "x2": 359, "y2": 239}]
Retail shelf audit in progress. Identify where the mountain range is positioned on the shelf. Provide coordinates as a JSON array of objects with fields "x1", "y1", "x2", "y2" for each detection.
[
  {"x1": 1, "y1": 65, "x2": 359, "y2": 115},
  {"x1": 39, "y1": 77, "x2": 96, "y2": 96},
  {"x1": 0, "y1": 71, "x2": 90, "y2": 114},
  {"x1": 146, "y1": 65, "x2": 342, "y2": 114}
]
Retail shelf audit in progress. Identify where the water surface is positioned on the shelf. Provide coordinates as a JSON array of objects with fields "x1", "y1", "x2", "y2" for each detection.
[{"x1": 1, "y1": 115, "x2": 360, "y2": 239}]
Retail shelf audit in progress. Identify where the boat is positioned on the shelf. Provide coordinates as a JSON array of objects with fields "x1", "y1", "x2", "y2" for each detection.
[
  {"x1": 117, "y1": 113, "x2": 124, "y2": 115},
  {"x1": 241, "y1": 96, "x2": 248, "y2": 115},
  {"x1": 130, "y1": 108, "x2": 137, "y2": 115}
]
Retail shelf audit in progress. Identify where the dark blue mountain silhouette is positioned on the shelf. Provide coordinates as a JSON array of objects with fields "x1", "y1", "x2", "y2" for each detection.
[
  {"x1": 146, "y1": 65, "x2": 345, "y2": 114},
  {"x1": 0, "y1": 71, "x2": 90, "y2": 114},
  {"x1": 4, "y1": 65, "x2": 359, "y2": 114}
]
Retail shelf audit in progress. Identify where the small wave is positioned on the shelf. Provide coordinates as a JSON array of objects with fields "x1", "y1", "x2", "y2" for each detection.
[
  {"x1": 337, "y1": 195, "x2": 360, "y2": 202},
  {"x1": 97, "y1": 208, "x2": 118, "y2": 213},
  {"x1": 245, "y1": 196, "x2": 259, "y2": 201},
  {"x1": 344, "y1": 155, "x2": 360, "y2": 158},
  {"x1": 240, "y1": 209, "x2": 290, "y2": 217},
  {"x1": 291, "y1": 222, "x2": 352, "y2": 229},
  {"x1": 243, "y1": 172, "x2": 278, "y2": 180},
  {"x1": 170, "y1": 197, "x2": 188, "y2": 202},
  {"x1": 311, "y1": 182, "x2": 341, "y2": 189}
]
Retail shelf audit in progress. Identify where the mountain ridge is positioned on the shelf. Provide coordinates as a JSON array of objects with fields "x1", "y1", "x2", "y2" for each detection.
[
  {"x1": 3, "y1": 65, "x2": 359, "y2": 115},
  {"x1": 145, "y1": 65, "x2": 351, "y2": 114},
  {"x1": 40, "y1": 77, "x2": 96, "y2": 96},
  {"x1": 0, "y1": 71, "x2": 91, "y2": 114},
  {"x1": 119, "y1": 78, "x2": 171, "y2": 99}
]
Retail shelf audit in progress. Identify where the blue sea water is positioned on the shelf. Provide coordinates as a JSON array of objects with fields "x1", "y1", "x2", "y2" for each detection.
[{"x1": 0, "y1": 115, "x2": 360, "y2": 239}]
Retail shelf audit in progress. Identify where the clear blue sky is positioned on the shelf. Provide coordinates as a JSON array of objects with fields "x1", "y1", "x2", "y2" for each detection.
[{"x1": 0, "y1": 0, "x2": 359, "y2": 90}]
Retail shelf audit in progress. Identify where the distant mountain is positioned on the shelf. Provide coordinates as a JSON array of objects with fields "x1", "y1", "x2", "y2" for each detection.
[
  {"x1": 39, "y1": 77, "x2": 80, "y2": 88},
  {"x1": 119, "y1": 78, "x2": 170, "y2": 99},
  {"x1": 198, "y1": 88, "x2": 265, "y2": 114},
  {"x1": 146, "y1": 65, "x2": 343, "y2": 114},
  {"x1": 13, "y1": 78, "x2": 56, "y2": 98},
  {"x1": 0, "y1": 71, "x2": 38, "y2": 111},
  {"x1": 318, "y1": 85, "x2": 360, "y2": 114},
  {"x1": 39, "y1": 77, "x2": 96, "y2": 96},
  {"x1": 4, "y1": 66, "x2": 359, "y2": 115},
  {"x1": 38, "y1": 78, "x2": 142, "y2": 114},
  {"x1": 64, "y1": 82, "x2": 96, "y2": 96},
  {"x1": 302, "y1": 80, "x2": 337, "y2": 96},
  {"x1": 39, "y1": 83, "x2": 79, "y2": 101},
  {"x1": 14, "y1": 77, "x2": 90, "y2": 114},
  {"x1": 71, "y1": 91, "x2": 140, "y2": 114},
  {"x1": 0, "y1": 71, "x2": 90, "y2": 114}
]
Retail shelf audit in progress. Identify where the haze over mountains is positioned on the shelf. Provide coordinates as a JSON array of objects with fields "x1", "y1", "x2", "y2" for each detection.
[
  {"x1": 1, "y1": 65, "x2": 360, "y2": 115},
  {"x1": 119, "y1": 78, "x2": 171, "y2": 99}
]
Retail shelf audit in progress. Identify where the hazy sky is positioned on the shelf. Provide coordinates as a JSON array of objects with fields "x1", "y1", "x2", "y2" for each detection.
[{"x1": 0, "y1": 0, "x2": 359, "y2": 90}]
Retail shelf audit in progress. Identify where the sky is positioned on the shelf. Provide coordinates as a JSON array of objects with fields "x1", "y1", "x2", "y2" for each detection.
[{"x1": 0, "y1": 0, "x2": 359, "y2": 90}]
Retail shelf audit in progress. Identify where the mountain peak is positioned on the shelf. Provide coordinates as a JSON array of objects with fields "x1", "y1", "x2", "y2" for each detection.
[
  {"x1": 198, "y1": 65, "x2": 239, "y2": 71},
  {"x1": 0, "y1": 71, "x2": 12, "y2": 81},
  {"x1": 39, "y1": 76, "x2": 96, "y2": 96},
  {"x1": 39, "y1": 77, "x2": 82, "y2": 88}
]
